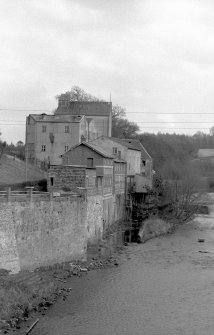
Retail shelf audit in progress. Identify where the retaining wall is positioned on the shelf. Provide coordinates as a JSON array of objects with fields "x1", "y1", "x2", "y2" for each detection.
[{"x1": 0, "y1": 196, "x2": 87, "y2": 273}]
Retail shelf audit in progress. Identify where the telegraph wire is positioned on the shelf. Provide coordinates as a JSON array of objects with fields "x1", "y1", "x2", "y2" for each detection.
[
  {"x1": 1, "y1": 121, "x2": 214, "y2": 124},
  {"x1": 0, "y1": 125, "x2": 212, "y2": 130},
  {"x1": 0, "y1": 108, "x2": 50, "y2": 112},
  {"x1": 0, "y1": 107, "x2": 214, "y2": 115}
]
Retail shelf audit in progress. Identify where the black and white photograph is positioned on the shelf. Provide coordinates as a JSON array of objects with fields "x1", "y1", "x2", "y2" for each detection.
[{"x1": 0, "y1": 0, "x2": 214, "y2": 334}]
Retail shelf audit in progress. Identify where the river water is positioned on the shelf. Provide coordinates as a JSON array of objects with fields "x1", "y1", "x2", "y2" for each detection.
[{"x1": 32, "y1": 204, "x2": 214, "y2": 335}]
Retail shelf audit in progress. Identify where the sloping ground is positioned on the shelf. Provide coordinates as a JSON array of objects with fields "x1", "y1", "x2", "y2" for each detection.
[{"x1": 0, "y1": 155, "x2": 46, "y2": 185}]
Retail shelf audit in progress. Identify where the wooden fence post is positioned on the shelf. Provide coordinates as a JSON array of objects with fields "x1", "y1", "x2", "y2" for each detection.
[
  {"x1": 7, "y1": 187, "x2": 11, "y2": 203},
  {"x1": 25, "y1": 186, "x2": 34, "y2": 203}
]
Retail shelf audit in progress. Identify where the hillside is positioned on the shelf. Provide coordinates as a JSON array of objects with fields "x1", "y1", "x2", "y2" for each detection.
[
  {"x1": 138, "y1": 132, "x2": 214, "y2": 178},
  {"x1": 0, "y1": 155, "x2": 46, "y2": 186}
]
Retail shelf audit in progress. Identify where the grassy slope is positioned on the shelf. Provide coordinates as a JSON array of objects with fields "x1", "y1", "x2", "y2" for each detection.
[{"x1": 0, "y1": 155, "x2": 46, "y2": 185}]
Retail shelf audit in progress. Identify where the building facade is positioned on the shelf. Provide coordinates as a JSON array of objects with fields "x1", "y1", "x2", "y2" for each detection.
[
  {"x1": 89, "y1": 136, "x2": 141, "y2": 176},
  {"x1": 89, "y1": 136, "x2": 153, "y2": 193},
  {"x1": 25, "y1": 113, "x2": 98, "y2": 167},
  {"x1": 55, "y1": 100, "x2": 112, "y2": 138},
  {"x1": 48, "y1": 142, "x2": 127, "y2": 244},
  {"x1": 117, "y1": 139, "x2": 153, "y2": 180},
  {"x1": 61, "y1": 142, "x2": 114, "y2": 197}
]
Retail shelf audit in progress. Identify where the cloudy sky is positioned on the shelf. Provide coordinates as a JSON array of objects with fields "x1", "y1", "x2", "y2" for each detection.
[{"x1": 1, "y1": 0, "x2": 214, "y2": 143}]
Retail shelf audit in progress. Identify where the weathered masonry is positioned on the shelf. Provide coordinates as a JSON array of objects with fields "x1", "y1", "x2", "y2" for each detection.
[
  {"x1": 56, "y1": 100, "x2": 112, "y2": 138},
  {"x1": 48, "y1": 162, "x2": 127, "y2": 245},
  {"x1": 0, "y1": 190, "x2": 87, "y2": 273}
]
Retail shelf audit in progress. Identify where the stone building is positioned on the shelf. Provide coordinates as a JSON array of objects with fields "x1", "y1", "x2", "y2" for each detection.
[
  {"x1": 55, "y1": 99, "x2": 112, "y2": 138},
  {"x1": 48, "y1": 142, "x2": 127, "y2": 244},
  {"x1": 25, "y1": 113, "x2": 97, "y2": 167},
  {"x1": 61, "y1": 142, "x2": 115, "y2": 197},
  {"x1": 25, "y1": 100, "x2": 112, "y2": 168},
  {"x1": 89, "y1": 136, "x2": 153, "y2": 193},
  {"x1": 89, "y1": 136, "x2": 142, "y2": 176}
]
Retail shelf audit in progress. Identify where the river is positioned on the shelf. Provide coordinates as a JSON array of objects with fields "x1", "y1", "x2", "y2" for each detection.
[{"x1": 31, "y1": 205, "x2": 214, "y2": 335}]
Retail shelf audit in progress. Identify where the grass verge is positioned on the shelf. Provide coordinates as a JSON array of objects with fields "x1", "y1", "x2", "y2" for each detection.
[{"x1": 0, "y1": 272, "x2": 57, "y2": 328}]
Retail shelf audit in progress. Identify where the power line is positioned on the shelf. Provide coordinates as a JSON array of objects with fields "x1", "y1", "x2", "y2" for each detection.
[
  {"x1": 0, "y1": 108, "x2": 51, "y2": 112},
  {"x1": 134, "y1": 122, "x2": 214, "y2": 124},
  {"x1": 0, "y1": 107, "x2": 213, "y2": 115},
  {"x1": 2, "y1": 120, "x2": 214, "y2": 124},
  {"x1": 126, "y1": 112, "x2": 214, "y2": 114},
  {"x1": 138, "y1": 127, "x2": 211, "y2": 130},
  {"x1": 0, "y1": 124, "x2": 211, "y2": 130}
]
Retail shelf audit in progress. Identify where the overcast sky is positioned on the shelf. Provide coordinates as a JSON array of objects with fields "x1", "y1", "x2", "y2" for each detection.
[{"x1": 1, "y1": 0, "x2": 214, "y2": 143}]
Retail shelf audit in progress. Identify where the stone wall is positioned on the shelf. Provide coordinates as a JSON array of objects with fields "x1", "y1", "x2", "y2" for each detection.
[
  {"x1": 0, "y1": 189, "x2": 126, "y2": 273},
  {"x1": 0, "y1": 203, "x2": 20, "y2": 273},
  {"x1": 86, "y1": 193, "x2": 126, "y2": 245},
  {"x1": 48, "y1": 166, "x2": 86, "y2": 192},
  {"x1": 86, "y1": 195, "x2": 103, "y2": 244},
  {"x1": 0, "y1": 196, "x2": 87, "y2": 272}
]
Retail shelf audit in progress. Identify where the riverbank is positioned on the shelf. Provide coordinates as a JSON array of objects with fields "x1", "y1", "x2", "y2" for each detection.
[
  {"x1": 20, "y1": 216, "x2": 214, "y2": 335},
  {"x1": 0, "y1": 207, "x2": 210, "y2": 334},
  {"x1": 0, "y1": 215, "x2": 187, "y2": 333},
  {"x1": 0, "y1": 246, "x2": 124, "y2": 333}
]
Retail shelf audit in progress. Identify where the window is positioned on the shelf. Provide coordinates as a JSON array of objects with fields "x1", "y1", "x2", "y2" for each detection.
[
  {"x1": 65, "y1": 145, "x2": 69, "y2": 152},
  {"x1": 142, "y1": 160, "x2": 146, "y2": 166},
  {"x1": 49, "y1": 132, "x2": 54, "y2": 143},
  {"x1": 113, "y1": 147, "x2": 117, "y2": 155},
  {"x1": 50, "y1": 177, "x2": 54, "y2": 186},
  {"x1": 42, "y1": 125, "x2": 47, "y2": 133},
  {"x1": 118, "y1": 151, "x2": 121, "y2": 159},
  {"x1": 65, "y1": 125, "x2": 69, "y2": 133},
  {"x1": 87, "y1": 158, "x2": 93, "y2": 168},
  {"x1": 41, "y1": 145, "x2": 46, "y2": 152}
]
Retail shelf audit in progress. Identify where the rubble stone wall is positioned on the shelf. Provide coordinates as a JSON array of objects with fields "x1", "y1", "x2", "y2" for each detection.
[
  {"x1": 86, "y1": 195, "x2": 103, "y2": 244},
  {"x1": 0, "y1": 197, "x2": 87, "y2": 272},
  {"x1": 48, "y1": 166, "x2": 86, "y2": 192}
]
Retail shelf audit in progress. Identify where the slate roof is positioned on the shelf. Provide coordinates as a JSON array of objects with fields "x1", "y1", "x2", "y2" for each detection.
[
  {"x1": 55, "y1": 101, "x2": 112, "y2": 117},
  {"x1": 62, "y1": 142, "x2": 114, "y2": 159},
  {"x1": 93, "y1": 137, "x2": 150, "y2": 158},
  {"x1": 29, "y1": 114, "x2": 84, "y2": 123},
  {"x1": 118, "y1": 139, "x2": 152, "y2": 160},
  {"x1": 107, "y1": 137, "x2": 141, "y2": 151}
]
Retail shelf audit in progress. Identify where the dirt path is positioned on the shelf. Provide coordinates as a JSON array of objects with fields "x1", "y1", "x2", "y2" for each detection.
[{"x1": 16, "y1": 210, "x2": 214, "y2": 335}]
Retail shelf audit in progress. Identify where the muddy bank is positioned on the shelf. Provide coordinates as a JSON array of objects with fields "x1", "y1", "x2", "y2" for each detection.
[
  {"x1": 0, "y1": 251, "x2": 123, "y2": 334},
  {"x1": 14, "y1": 216, "x2": 214, "y2": 335},
  {"x1": 0, "y1": 216, "x2": 190, "y2": 333}
]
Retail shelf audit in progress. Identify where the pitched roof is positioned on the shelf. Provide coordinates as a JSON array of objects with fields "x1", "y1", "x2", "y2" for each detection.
[
  {"x1": 107, "y1": 137, "x2": 141, "y2": 151},
  {"x1": 62, "y1": 142, "x2": 114, "y2": 159},
  {"x1": 94, "y1": 136, "x2": 152, "y2": 158},
  {"x1": 55, "y1": 101, "x2": 112, "y2": 117},
  {"x1": 29, "y1": 114, "x2": 84, "y2": 123},
  {"x1": 119, "y1": 139, "x2": 152, "y2": 160}
]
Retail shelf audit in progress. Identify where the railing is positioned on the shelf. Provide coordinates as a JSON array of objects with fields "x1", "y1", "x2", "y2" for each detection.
[{"x1": 0, "y1": 188, "x2": 80, "y2": 203}]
